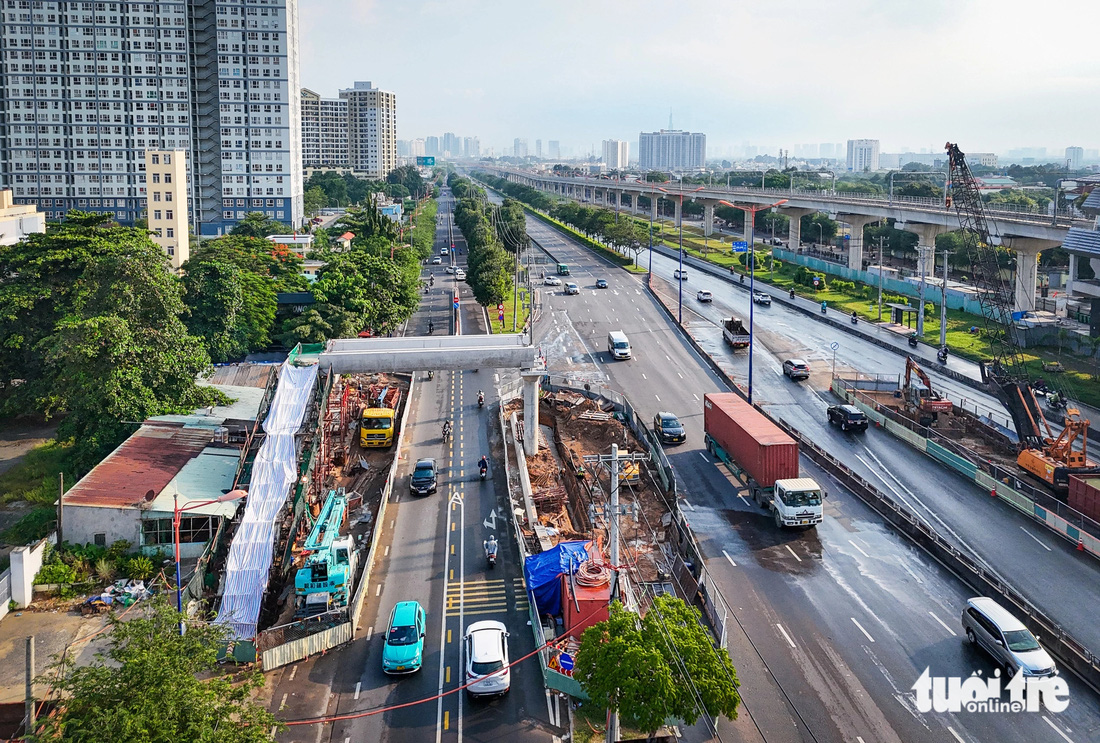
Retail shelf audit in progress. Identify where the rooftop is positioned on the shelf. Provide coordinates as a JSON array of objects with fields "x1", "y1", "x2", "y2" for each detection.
[
  {"x1": 62, "y1": 424, "x2": 218, "y2": 509},
  {"x1": 207, "y1": 363, "x2": 275, "y2": 389},
  {"x1": 145, "y1": 447, "x2": 243, "y2": 519},
  {"x1": 148, "y1": 383, "x2": 266, "y2": 427}
]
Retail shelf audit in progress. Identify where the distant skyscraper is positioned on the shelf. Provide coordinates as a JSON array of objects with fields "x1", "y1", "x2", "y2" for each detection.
[
  {"x1": 410, "y1": 139, "x2": 426, "y2": 157},
  {"x1": 514, "y1": 138, "x2": 529, "y2": 158},
  {"x1": 463, "y1": 137, "x2": 480, "y2": 159},
  {"x1": 443, "y1": 132, "x2": 460, "y2": 158},
  {"x1": 1067, "y1": 146, "x2": 1085, "y2": 170},
  {"x1": 548, "y1": 141, "x2": 561, "y2": 159},
  {"x1": 536, "y1": 139, "x2": 543, "y2": 158},
  {"x1": 602, "y1": 140, "x2": 630, "y2": 170},
  {"x1": 637, "y1": 130, "x2": 706, "y2": 171},
  {"x1": 340, "y1": 82, "x2": 397, "y2": 179},
  {"x1": 846, "y1": 139, "x2": 880, "y2": 172},
  {"x1": 301, "y1": 89, "x2": 350, "y2": 169},
  {"x1": 425, "y1": 137, "x2": 441, "y2": 157}
]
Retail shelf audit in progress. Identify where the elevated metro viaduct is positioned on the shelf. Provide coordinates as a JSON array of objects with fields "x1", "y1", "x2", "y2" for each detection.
[{"x1": 318, "y1": 334, "x2": 544, "y2": 456}]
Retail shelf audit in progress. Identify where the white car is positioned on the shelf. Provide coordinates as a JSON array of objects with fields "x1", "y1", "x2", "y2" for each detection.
[
  {"x1": 445, "y1": 265, "x2": 457, "y2": 275},
  {"x1": 673, "y1": 269, "x2": 688, "y2": 280},
  {"x1": 464, "y1": 620, "x2": 510, "y2": 698},
  {"x1": 455, "y1": 269, "x2": 467, "y2": 280},
  {"x1": 696, "y1": 290, "x2": 712, "y2": 302},
  {"x1": 441, "y1": 247, "x2": 449, "y2": 255},
  {"x1": 752, "y1": 291, "x2": 772, "y2": 305},
  {"x1": 431, "y1": 256, "x2": 442, "y2": 265},
  {"x1": 544, "y1": 275, "x2": 562, "y2": 286},
  {"x1": 564, "y1": 282, "x2": 580, "y2": 295}
]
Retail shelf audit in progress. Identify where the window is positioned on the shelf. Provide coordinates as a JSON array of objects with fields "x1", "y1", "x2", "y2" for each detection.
[
  {"x1": 153, "y1": 209, "x2": 161, "y2": 219},
  {"x1": 150, "y1": 153, "x2": 159, "y2": 164},
  {"x1": 142, "y1": 516, "x2": 215, "y2": 546},
  {"x1": 94, "y1": 533, "x2": 106, "y2": 547},
  {"x1": 166, "y1": 228, "x2": 174, "y2": 238},
  {"x1": 165, "y1": 210, "x2": 172, "y2": 220}
]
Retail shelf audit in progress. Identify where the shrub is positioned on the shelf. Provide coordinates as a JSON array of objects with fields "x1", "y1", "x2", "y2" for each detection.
[
  {"x1": 125, "y1": 556, "x2": 154, "y2": 581},
  {"x1": 106, "y1": 540, "x2": 132, "y2": 562},
  {"x1": 36, "y1": 561, "x2": 76, "y2": 586},
  {"x1": 95, "y1": 557, "x2": 116, "y2": 583}
]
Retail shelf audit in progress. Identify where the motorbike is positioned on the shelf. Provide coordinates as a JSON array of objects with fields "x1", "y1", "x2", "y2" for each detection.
[
  {"x1": 850, "y1": 312, "x2": 858, "y2": 325},
  {"x1": 442, "y1": 424, "x2": 451, "y2": 443},
  {"x1": 789, "y1": 289, "x2": 796, "y2": 300},
  {"x1": 478, "y1": 393, "x2": 485, "y2": 408},
  {"x1": 739, "y1": 274, "x2": 745, "y2": 285},
  {"x1": 937, "y1": 347, "x2": 949, "y2": 363},
  {"x1": 428, "y1": 370, "x2": 435, "y2": 381},
  {"x1": 484, "y1": 538, "x2": 498, "y2": 568},
  {"x1": 820, "y1": 303, "x2": 827, "y2": 315},
  {"x1": 428, "y1": 321, "x2": 434, "y2": 335},
  {"x1": 908, "y1": 334, "x2": 919, "y2": 348}
]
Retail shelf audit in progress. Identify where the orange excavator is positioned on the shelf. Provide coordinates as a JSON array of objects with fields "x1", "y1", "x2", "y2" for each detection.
[
  {"x1": 903, "y1": 356, "x2": 953, "y2": 416},
  {"x1": 946, "y1": 142, "x2": 1098, "y2": 492}
]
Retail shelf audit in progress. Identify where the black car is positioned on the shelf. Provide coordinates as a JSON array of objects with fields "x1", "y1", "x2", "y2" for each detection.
[
  {"x1": 410, "y1": 457, "x2": 438, "y2": 495},
  {"x1": 596, "y1": 278, "x2": 609, "y2": 289},
  {"x1": 827, "y1": 404, "x2": 868, "y2": 432},
  {"x1": 653, "y1": 412, "x2": 686, "y2": 444}
]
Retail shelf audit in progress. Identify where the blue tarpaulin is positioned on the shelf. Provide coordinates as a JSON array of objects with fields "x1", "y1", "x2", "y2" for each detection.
[{"x1": 523, "y1": 541, "x2": 591, "y2": 617}]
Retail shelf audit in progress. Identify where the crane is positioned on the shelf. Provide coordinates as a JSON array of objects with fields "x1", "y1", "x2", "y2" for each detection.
[
  {"x1": 294, "y1": 488, "x2": 356, "y2": 616},
  {"x1": 945, "y1": 143, "x2": 1096, "y2": 491}
]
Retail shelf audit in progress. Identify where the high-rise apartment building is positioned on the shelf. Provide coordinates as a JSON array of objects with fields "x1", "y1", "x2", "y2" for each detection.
[
  {"x1": 145, "y1": 150, "x2": 189, "y2": 270},
  {"x1": 425, "y1": 136, "x2": 441, "y2": 158},
  {"x1": 1067, "y1": 146, "x2": 1085, "y2": 170},
  {"x1": 340, "y1": 82, "x2": 397, "y2": 179},
  {"x1": 602, "y1": 139, "x2": 630, "y2": 170},
  {"x1": 846, "y1": 139, "x2": 880, "y2": 172},
  {"x1": 548, "y1": 141, "x2": 561, "y2": 159},
  {"x1": 410, "y1": 138, "x2": 426, "y2": 157},
  {"x1": 637, "y1": 130, "x2": 706, "y2": 171},
  {"x1": 535, "y1": 139, "x2": 542, "y2": 159},
  {"x1": 0, "y1": 0, "x2": 304, "y2": 236},
  {"x1": 463, "y1": 136, "x2": 480, "y2": 159},
  {"x1": 300, "y1": 89, "x2": 349, "y2": 168},
  {"x1": 514, "y1": 138, "x2": 529, "y2": 158},
  {"x1": 442, "y1": 132, "x2": 459, "y2": 158}
]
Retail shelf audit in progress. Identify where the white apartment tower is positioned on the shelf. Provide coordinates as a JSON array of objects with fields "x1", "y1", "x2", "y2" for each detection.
[
  {"x1": 145, "y1": 150, "x2": 189, "y2": 270},
  {"x1": 340, "y1": 82, "x2": 397, "y2": 179},
  {"x1": 602, "y1": 139, "x2": 630, "y2": 170},
  {"x1": 1067, "y1": 146, "x2": 1085, "y2": 170},
  {"x1": 300, "y1": 88, "x2": 348, "y2": 168},
  {"x1": 846, "y1": 139, "x2": 880, "y2": 172},
  {"x1": 0, "y1": 0, "x2": 304, "y2": 237},
  {"x1": 637, "y1": 130, "x2": 706, "y2": 171}
]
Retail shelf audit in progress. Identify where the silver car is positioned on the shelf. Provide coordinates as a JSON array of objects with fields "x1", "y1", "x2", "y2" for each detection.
[
  {"x1": 464, "y1": 620, "x2": 511, "y2": 697},
  {"x1": 961, "y1": 597, "x2": 1057, "y2": 678}
]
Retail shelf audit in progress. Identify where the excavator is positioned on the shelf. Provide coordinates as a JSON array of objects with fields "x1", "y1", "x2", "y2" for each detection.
[
  {"x1": 903, "y1": 356, "x2": 953, "y2": 422},
  {"x1": 946, "y1": 143, "x2": 1098, "y2": 492}
]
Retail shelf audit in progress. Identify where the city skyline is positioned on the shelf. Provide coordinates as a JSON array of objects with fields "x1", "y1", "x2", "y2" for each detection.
[{"x1": 299, "y1": 0, "x2": 1100, "y2": 157}]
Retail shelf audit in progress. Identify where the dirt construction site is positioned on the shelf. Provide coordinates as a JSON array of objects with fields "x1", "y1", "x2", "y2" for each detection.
[{"x1": 508, "y1": 390, "x2": 674, "y2": 584}]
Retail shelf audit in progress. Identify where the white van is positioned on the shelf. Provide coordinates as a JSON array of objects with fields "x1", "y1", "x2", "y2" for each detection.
[{"x1": 608, "y1": 331, "x2": 631, "y2": 360}]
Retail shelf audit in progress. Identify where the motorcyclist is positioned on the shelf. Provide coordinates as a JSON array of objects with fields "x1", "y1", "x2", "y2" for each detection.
[
  {"x1": 479, "y1": 455, "x2": 489, "y2": 474},
  {"x1": 442, "y1": 419, "x2": 452, "y2": 440},
  {"x1": 429, "y1": 275, "x2": 434, "y2": 287},
  {"x1": 428, "y1": 320, "x2": 434, "y2": 334},
  {"x1": 821, "y1": 300, "x2": 827, "y2": 313},
  {"x1": 789, "y1": 288, "x2": 796, "y2": 299},
  {"x1": 484, "y1": 534, "x2": 498, "y2": 559},
  {"x1": 851, "y1": 310, "x2": 858, "y2": 323},
  {"x1": 478, "y1": 389, "x2": 485, "y2": 406}
]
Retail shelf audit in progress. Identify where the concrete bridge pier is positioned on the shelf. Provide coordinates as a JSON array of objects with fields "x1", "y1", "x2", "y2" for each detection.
[
  {"x1": 781, "y1": 207, "x2": 816, "y2": 249},
  {"x1": 1007, "y1": 237, "x2": 1061, "y2": 314},
  {"x1": 743, "y1": 207, "x2": 755, "y2": 248},
  {"x1": 703, "y1": 201, "x2": 715, "y2": 237},
  {"x1": 521, "y1": 370, "x2": 542, "y2": 456},
  {"x1": 897, "y1": 222, "x2": 953, "y2": 336},
  {"x1": 673, "y1": 198, "x2": 682, "y2": 227},
  {"x1": 651, "y1": 195, "x2": 660, "y2": 222},
  {"x1": 838, "y1": 214, "x2": 879, "y2": 270}
]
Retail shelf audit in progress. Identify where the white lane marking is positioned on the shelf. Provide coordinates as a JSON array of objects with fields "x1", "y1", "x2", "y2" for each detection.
[
  {"x1": 375, "y1": 584, "x2": 382, "y2": 596},
  {"x1": 1019, "y1": 526, "x2": 1052, "y2": 551},
  {"x1": 784, "y1": 545, "x2": 802, "y2": 562},
  {"x1": 384, "y1": 545, "x2": 390, "y2": 557},
  {"x1": 288, "y1": 665, "x2": 297, "y2": 681},
  {"x1": 851, "y1": 617, "x2": 876, "y2": 643},
  {"x1": 722, "y1": 550, "x2": 737, "y2": 567},
  {"x1": 699, "y1": 452, "x2": 709, "y2": 462},
  {"x1": 693, "y1": 393, "x2": 700, "y2": 401},
  {"x1": 947, "y1": 728, "x2": 966, "y2": 743},
  {"x1": 929, "y1": 611, "x2": 957, "y2": 636},
  {"x1": 682, "y1": 499, "x2": 695, "y2": 511},
  {"x1": 354, "y1": 681, "x2": 361, "y2": 700},
  {"x1": 665, "y1": 354, "x2": 672, "y2": 361},
  {"x1": 677, "y1": 372, "x2": 684, "y2": 379},
  {"x1": 655, "y1": 395, "x2": 661, "y2": 401},
  {"x1": 856, "y1": 738, "x2": 866, "y2": 743},
  {"x1": 738, "y1": 492, "x2": 752, "y2": 507},
  {"x1": 1042, "y1": 716, "x2": 1075, "y2": 743},
  {"x1": 775, "y1": 623, "x2": 797, "y2": 648},
  {"x1": 848, "y1": 539, "x2": 870, "y2": 558},
  {"x1": 897, "y1": 557, "x2": 924, "y2": 584},
  {"x1": 367, "y1": 625, "x2": 373, "y2": 636},
  {"x1": 641, "y1": 373, "x2": 647, "y2": 380}
]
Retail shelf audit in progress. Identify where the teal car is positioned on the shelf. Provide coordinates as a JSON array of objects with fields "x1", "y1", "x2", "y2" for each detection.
[{"x1": 382, "y1": 601, "x2": 426, "y2": 674}]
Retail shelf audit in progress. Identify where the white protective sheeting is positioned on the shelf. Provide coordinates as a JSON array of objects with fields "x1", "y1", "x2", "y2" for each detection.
[{"x1": 215, "y1": 362, "x2": 319, "y2": 639}]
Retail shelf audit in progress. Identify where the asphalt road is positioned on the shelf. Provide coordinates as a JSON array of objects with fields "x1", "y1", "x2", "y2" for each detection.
[
  {"x1": 520, "y1": 211, "x2": 1100, "y2": 742},
  {"x1": 269, "y1": 190, "x2": 560, "y2": 743}
]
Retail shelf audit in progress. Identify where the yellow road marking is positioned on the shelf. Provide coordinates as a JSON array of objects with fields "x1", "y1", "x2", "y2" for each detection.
[
  {"x1": 444, "y1": 711, "x2": 449, "y2": 730},
  {"x1": 447, "y1": 629, "x2": 452, "y2": 643},
  {"x1": 450, "y1": 544, "x2": 454, "y2": 554},
  {"x1": 451, "y1": 522, "x2": 455, "y2": 531},
  {"x1": 449, "y1": 569, "x2": 453, "y2": 580},
  {"x1": 446, "y1": 666, "x2": 451, "y2": 683},
  {"x1": 448, "y1": 579, "x2": 507, "y2": 587}
]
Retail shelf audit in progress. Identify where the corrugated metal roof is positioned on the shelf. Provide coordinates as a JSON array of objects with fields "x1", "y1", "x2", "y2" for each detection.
[
  {"x1": 62, "y1": 424, "x2": 215, "y2": 508},
  {"x1": 146, "y1": 448, "x2": 242, "y2": 518},
  {"x1": 1063, "y1": 227, "x2": 1100, "y2": 257},
  {"x1": 1083, "y1": 190, "x2": 1100, "y2": 211},
  {"x1": 207, "y1": 363, "x2": 275, "y2": 389}
]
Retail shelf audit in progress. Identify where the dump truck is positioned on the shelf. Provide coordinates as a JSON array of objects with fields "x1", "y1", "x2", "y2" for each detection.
[
  {"x1": 703, "y1": 392, "x2": 824, "y2": 527},
  {"x1": 360, "y1": 384, "x2": 403, "y2": 448},
  {"x1": 722, "y1": 318, "x2": 750, "y2": 350}
]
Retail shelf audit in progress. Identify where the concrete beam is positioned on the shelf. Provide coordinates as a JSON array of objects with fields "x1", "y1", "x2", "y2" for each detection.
[
  {"x1": 781, "y1": 207, "x2": 815, "y2": 249},
  {"x1": 321, "y1": 335, "x2": 538, "y2": 373},
  {"x1": 837, "y1": 214, "x2": 879, "y2": 270}
]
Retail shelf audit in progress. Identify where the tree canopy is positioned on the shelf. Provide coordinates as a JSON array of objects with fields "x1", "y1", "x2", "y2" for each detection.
[
  {"x1": 575, "y1": 596, "x2": 741, "y2": 734},
  {"x1": 0, "y1": 214, "x2": 221, "y2": 471},
  {"x1": 31, "y1": 596, "x2": 280, "y2": 742},
  {"x1": 229, "y1": 211, "x2": 287, "y2": 239}
]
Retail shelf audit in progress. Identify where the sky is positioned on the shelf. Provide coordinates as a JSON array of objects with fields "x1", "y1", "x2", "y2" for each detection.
[{"x1": 299, "y1": 0, "x2": 1100, "y2": 158}]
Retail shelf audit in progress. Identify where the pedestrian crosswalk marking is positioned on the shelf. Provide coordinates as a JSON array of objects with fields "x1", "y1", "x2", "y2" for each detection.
[{"x1": 445, "y1": 578, "x2": 530, "y2": 617}]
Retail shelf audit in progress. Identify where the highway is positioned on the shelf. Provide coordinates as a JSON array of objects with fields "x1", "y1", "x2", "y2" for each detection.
[
  {"x1": 516, "y1": 206, "x2": 1100, "y2": 742},
  {"x1": 270, "y1": 190, "x2": 560, "y2": 743}
]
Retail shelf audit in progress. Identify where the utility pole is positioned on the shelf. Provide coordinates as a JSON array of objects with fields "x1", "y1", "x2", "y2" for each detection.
[
  {"x1": 25, "y1": 636, "x2": 34, "y2": 734},
  {"x1": 940, "y1": 248, "x2": 953, "y2": 348},
  {"x1": 917, "y1": 244, "x2": 932, "y2": 336}
]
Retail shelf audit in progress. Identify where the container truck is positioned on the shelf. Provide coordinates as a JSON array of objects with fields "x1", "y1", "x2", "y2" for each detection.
[{"x1": 702, "y1": 392, "x2": 824, "y2": 527}]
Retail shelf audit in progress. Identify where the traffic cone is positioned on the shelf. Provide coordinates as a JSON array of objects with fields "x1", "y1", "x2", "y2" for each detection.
[
  {"x1": 1077, "y1": 539, "x2": 1085, "y2": 552},
  {"x1": 991, "y1": 486, "x2": 997, "y2": 498}
]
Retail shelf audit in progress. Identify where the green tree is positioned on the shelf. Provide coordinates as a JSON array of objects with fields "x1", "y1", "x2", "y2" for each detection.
[
  {"x1": 467, "y1": 245, "x2": 513, "y2": 307},
  {"x1": 645, "y1": 171, "x2": 670, "y2": 183},
  {"x1": 311, "y1": 251, "x2": 419, "y2": 336},
  {"x1": 0, "y1": 213, "x2": 220, "y2": 471},
  {"x1": 277, "y1": 308, "x2": 336, "y2": 347},
  {"x1": 304, "y1": 186, "x2": 328, "y2": 216},
  {"x1": 181, "y1": 260, "x2": 276, "y2": 362},
  {"x1": 229, "y1": 211, "x2": 287, "y2": 238},
  {"x1": 576, "y1": 596, "x2": 740, "y2": 735},
  {"x1": 31, "y1": 596, "x2": 280, "y2": 742},
  {"x1": 801, "y1": 213, "x2": 838, "y2": 244},
  {"x1": 188, "y1": 234, "x2": 306, "y2": 293}
]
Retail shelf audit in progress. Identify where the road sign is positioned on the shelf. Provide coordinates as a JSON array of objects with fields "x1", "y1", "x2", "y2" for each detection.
[
  {"x1": 453, "y1": 298, "x2": 460, "y2": 311},
  {"x1": 558, "y1": 652, "x2": 574, "y2": 673},
  {"x1": 416, "y1": 156, "x2": 436, "y2": 166},
  {"x1": 830, "y1": 341, "x2": 839, "y2": 351},
  {"x1": 498, "y1": 311, "x2": 505, "y2": 321},
  {"x1": 731, "y1": 240, "x2": 748, "y2": 252},
  {"x1": 498, "y1": 303, "x2": 504, "y2": 311}
]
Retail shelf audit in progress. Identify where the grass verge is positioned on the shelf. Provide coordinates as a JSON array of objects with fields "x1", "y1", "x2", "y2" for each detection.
[{"x1": 0, "y1": 439, "x2": 74, "y2": 545}]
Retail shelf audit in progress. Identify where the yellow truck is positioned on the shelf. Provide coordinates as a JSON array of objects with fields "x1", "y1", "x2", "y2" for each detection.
[{"x1": 360, "y1": 385, "x2": 403, "y2": 448}]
